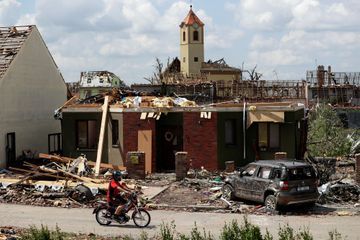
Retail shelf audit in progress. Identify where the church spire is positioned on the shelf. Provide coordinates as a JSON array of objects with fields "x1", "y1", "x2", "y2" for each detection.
[{"x1": 180, "y1": 5, "x2": 204, "y2": 28}]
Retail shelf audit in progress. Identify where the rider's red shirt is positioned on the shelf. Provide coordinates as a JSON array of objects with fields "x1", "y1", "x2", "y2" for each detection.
[{"x1": 107, "y1": 179, "x2": 126, "y2": 203}]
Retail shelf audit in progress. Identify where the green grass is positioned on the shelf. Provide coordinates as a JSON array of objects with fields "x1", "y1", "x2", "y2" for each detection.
[{"x1": 16, "y1": 219, "x2": 346, "y2": 240}]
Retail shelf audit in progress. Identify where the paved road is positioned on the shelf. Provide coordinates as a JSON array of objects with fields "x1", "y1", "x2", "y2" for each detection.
[{"x1": 0, "y1": 204, "x2": 359, "y2": 239}]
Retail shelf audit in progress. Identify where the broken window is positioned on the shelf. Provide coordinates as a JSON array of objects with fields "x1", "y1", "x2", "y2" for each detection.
[
  {"x1": 242, "y1": 164, "x2": 257, "y2": 177},
  {"x1": 193, "y1": 30, "x2": 199, "y2": 41},
  {"x1": 258, "y1": 123, "x2": 280, "y2": 150},
  {"x1": 112, "y1": 119, "x2": 119, "y2": 146},
  {"x1": 257, "y1": 167, "x2": 271, "y2": 179},
  {"x1": 225, "y1": 119, "x2": 236, "y2": 145},
  {"x1": 76, "y1": 120, "x2": 98, "y2": 149}
]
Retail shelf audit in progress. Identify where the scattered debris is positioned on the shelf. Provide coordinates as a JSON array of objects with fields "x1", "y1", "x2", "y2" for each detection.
[{"x1": 318, "y1": 179, "x2": 360, "y2": 205}]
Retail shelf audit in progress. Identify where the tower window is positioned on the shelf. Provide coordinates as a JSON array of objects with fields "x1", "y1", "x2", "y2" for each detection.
[
  {"x1": 194, "y1": 57, "x2": 198, "y2": 62},
  {"x1": 183, "y1": 57, "x2": 186, "y2": 62},
  {"x1": 183, "y1": 31, "x2": 186, "y2": 41},
  {"x1": 193, "y1": 30, "x2": 199, "y2": 41}
]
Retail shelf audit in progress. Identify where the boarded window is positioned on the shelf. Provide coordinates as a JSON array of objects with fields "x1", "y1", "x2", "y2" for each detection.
[
  {"x1": 112, "y1": 120, "x2": 119, "y2": 146},
  {"x1": 225, "y1": 120, "x2": 236, "y2": 145},
  {"x1": 76, "y1": 120, "x2": 98, "y2": 149},
  {"x1": 193, "y1": 30, "x2": 199, "y2": 41}
]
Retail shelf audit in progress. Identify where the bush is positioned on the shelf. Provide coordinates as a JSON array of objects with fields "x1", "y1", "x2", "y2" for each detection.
[
  {"x1": 220, "y1": 217, "x2": 263, "y2": 240},
  {"x1": 159, "y1": 221, "x2": 177, "y2": 240},
  {"x1": 328, "y1": 230, "x2": 346, "y2": 240},
  {"x1": 19, "y1": 225, "x2": 64, "y2": 240},
  {"x1": 278, "y1": 224, "x2": 313, "y2": 240}
]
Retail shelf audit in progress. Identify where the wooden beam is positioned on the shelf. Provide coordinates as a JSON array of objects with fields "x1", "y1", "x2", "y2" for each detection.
[
  {"x1": 95, "y1": 95, "x2": 109, "y2": 176},
  {"x1": 38, "y1": 153, "x2": 126, "y2": 171}
]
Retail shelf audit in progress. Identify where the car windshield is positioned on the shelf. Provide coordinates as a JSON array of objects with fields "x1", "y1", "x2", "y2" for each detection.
[{"x1": 285, "y1": 167, "x2": 315, "y2": 180}]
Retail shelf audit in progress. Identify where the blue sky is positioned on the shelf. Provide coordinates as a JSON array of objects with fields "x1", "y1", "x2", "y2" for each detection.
[{"x1": 1, "y1": 0, "x2": 360, "y2": 84}]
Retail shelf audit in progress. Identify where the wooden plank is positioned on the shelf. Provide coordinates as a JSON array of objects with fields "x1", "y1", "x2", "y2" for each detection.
[
  {"x1": 8, "y1": 167, "x2": 67, "y2": 180},
  {"x1": 95, "y1": 95, "x2": 109, "y2": 176},
  {"x1": 38, "y1": 153, "x2": 126, "y2": 171}
]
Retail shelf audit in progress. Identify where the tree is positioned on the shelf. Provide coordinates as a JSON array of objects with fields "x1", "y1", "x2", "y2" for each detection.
[
  {"x1": 144, "y1": 57, "x2": 172, "y2": 85},
  {"x1": 243, "y1": 65, "x2": 263, "y2": 81},
  {"x1": 307, "y1": 104, "x2": 351, "y2": 157}
]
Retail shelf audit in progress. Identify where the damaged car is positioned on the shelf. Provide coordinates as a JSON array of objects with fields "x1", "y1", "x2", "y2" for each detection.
[{"x1": 222, "y1": 160, "x2": 319, "y2": 211}]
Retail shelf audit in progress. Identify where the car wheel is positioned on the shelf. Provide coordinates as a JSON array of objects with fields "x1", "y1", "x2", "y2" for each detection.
[
  {"x1": 265, "y1": 195, "x2": 277, "y2": 211},
  {"x1": 222, "y1": 184, "x2": 234, "y2": 201}
]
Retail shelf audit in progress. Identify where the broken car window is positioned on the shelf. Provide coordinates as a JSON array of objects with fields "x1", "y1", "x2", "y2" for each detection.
[
  {"x1": 257, "y1": 167, "x2": 271, "y2": 179},
  {"x1": 242, "y1": 165, "x2": 256, "y2": 177}
]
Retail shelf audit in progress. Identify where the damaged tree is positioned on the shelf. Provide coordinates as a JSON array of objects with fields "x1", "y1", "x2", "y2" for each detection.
[
  {"x1": 144, "y1": 57, "x2": 168, "y2": 85},
  {"x1": 307, "y1": 104, "x2": 351, "y2": 157}
]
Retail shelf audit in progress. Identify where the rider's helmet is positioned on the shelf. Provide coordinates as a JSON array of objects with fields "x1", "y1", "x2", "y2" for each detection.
[{"x1": 112, "y1": 170, "x2": 122, "y2": 181}]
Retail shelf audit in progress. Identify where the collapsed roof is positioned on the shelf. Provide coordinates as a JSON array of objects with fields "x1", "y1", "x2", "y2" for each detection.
[{"x1": 0, "y1": 25, "x2": 33, "y2": 79}]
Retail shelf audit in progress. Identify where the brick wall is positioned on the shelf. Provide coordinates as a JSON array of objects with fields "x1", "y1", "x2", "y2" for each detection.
[
  {"x1": 123, "y1": 113, "x2": 156, "y2": 172},
  {"x1": 183, "y1": 112, "x2": 218, "y2": 170}
]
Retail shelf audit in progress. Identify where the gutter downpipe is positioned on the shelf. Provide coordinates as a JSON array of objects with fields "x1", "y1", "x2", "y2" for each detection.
[{"x1": 243, "y1": 100, "x2": 246, "y2": 161}]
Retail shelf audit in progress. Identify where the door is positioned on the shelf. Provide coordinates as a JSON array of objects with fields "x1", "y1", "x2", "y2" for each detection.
[
  {"x1": 5, "y1": 132, "x2": 16, "y2": 168},
  {"x1": 235, "y1": 164, "x2": 257, "y2": 200},
  {"x1": 138, "y1": 130, "x2": 152, "y2": 174},
  {"x1": 253, "y1": 166, "x2": 273, "y2": 202},
  {"x1": 157, "y1": 126, "x2": 183, "y2": 172}
]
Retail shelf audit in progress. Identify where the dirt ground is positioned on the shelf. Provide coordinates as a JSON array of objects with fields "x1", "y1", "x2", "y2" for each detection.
[{"x1": 152, "y1": 181, "x2": 226, "y2": 208}]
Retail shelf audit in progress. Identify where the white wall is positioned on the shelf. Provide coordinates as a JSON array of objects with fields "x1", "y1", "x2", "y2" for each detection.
[{"x1": 0, "y1": 26, "x2": 67, "y2": 167}]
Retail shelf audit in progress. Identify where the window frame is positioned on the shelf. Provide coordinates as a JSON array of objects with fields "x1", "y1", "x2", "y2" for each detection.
[
  {"x1": 111, "y1": 119, "x2": 119, "y2": 147},
  {"x1": 257, "y1": 166, "x2": 272, "y2": 179},
  {"x1": 193, "y1": 30, "x2": 199, "y2": 41},
  {"x1": 257, "y1": 122, "x2": 280, "y2": 151},
  {"x1": 75, "y1": 120, "x2": 98, "y2": 150}
]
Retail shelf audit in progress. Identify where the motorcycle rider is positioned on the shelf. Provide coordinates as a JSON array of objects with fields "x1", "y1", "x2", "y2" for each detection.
[{"x1": 107, "y1": 170, "x2": 133, "y2": 220}]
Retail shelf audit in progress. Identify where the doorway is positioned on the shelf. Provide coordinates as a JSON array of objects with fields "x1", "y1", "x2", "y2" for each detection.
[
  {"x1": 156, "y1": 113, "x2": 183, "y2": 172},
  {"x1": 6, "y1": 132, "x2": 16, "y2": 168}
]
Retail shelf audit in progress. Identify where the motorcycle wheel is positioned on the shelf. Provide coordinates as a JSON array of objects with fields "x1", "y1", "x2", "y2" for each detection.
[
  {"x1": 95, "y1": 207, "x2": 111, "y2": 225},
  {"x1": 132, "y1": 209, "x2": 151, "y2": 228}
]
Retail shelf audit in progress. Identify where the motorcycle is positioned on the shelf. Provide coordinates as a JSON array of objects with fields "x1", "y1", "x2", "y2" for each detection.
[{"x1": 93, "y1": 192, "x2": 151, "y2": 228}]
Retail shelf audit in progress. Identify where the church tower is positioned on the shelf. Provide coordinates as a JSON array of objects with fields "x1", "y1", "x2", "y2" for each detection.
[{"x1": 180, "y1": 5, "x2": 204, "y2": 76}]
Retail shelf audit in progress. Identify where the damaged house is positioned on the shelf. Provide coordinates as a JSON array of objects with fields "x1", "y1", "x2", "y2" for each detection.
[
  {"x1": 0, "y1": 25, "x2": 68, "y2": 168},
  {"x1": 59, "y1": 90, "x2": 307, "y2": 172}
]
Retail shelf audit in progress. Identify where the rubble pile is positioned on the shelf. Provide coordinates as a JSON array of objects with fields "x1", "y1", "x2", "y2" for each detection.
[
  {"x1": 311, "y1": 154, "x2": 360, "y2": 206},
  {"x1": 0, "y1": 153, "x2": 121, "y2": 208},
  {"x1": 0, "y1": 226, "x2": 19, "y2": 240},
  {"x1": 0, "y1": 180, "x2": 101, "y2": 208},
  {"x1": 318, "y1": 179, "x2": 360, "y2": 205}
]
